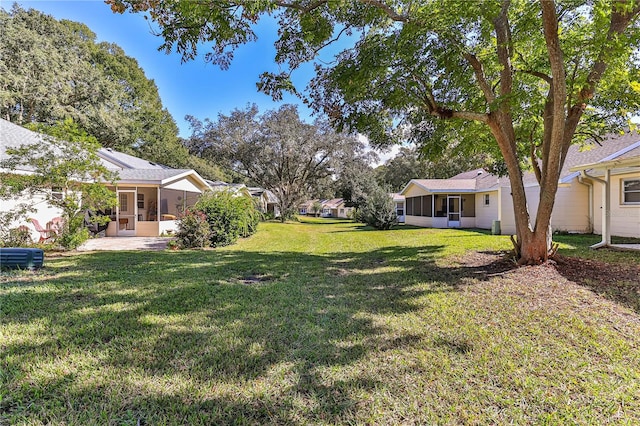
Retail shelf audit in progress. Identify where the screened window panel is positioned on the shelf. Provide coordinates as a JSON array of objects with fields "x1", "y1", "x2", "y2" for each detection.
[{"x1": 415, "y1": 196, "x2": 423, "y2": 216}]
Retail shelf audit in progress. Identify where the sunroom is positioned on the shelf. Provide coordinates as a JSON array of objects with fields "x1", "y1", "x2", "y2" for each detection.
[{"x1": 104, "y1": 169, "x2": 210, "y2": 237}]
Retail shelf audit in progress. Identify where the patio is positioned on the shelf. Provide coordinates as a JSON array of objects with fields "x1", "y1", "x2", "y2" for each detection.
[{"x1": 76, "y1": 237, "x2": 172, "y2": 251}]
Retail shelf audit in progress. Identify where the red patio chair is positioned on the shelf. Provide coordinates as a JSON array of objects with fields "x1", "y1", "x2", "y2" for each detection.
[{"x1": 29, "y1": 218, "x2": 55, "y2": 243}]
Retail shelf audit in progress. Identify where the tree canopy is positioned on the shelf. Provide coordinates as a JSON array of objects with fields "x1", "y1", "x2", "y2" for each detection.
[
  {"x1": 110, "y1": 0, "x2": 640, "y2": 263},
  {"x1": 186, "y1": 104, "x2": 370, "y2": 220},
  {"x1": 0, "y1": 5, "x2": 225, "y2": 180}
]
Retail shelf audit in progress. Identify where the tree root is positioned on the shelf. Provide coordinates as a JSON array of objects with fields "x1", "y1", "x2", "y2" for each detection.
[{"x1": 510, "y1": 235, "x2": 520, "y2": 259}]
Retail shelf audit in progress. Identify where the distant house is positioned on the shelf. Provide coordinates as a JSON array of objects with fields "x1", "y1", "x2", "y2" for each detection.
[
  {"x1": 391, "y1": 193, "x2": 405, "y2": 223},
  {"x1": 320, "y1": 198, "x2": 354, "y2": 218},
  {"x1": 298, "y1": 200, "x2": 312, "y2": 216},
  {"x1": 400, "y1": 133, "x2": 640, "y2": 244},
  {"x1": 299, "y1": 199, "x2": 321, "y2": 216},
  {"x1": 1, "y1": 118, "x2": 211, "y2": 238},
  {"x1": 248, "y1": 187, "x2": 280, "y2": 218}
]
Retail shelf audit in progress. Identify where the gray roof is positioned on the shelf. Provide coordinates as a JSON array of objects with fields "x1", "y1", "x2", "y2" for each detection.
[
  {"x1": 1, "y1": 118, "x2": 209, "y2": 190},
  {"x1": 1, "y1": 119, "x2": 49, "y2": 171},
  {"x1": 563, "y1": 132, "x2": 640, "y2": 173},
  {"x1": 407, "y1": 168, "x2": 500, "y2": 193},
  {"x1": 114, "y1": 169, "x2": 193, "y2": 183},
  {"x1": 323, "y1": 198, "x2": 345, "y2": 209},
  {"x1": 98, "y1": 147, "x2": 170, "y2": 170}
]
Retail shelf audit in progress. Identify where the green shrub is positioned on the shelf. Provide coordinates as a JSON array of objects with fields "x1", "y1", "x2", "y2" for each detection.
[
  {"x1": 175, "y1": 209, "x2": 212, "y2": 248},
  {"x1": 358, "y1": 185, "x2": 398, "y2": 230},
  {"x1": 58, "y1": 227, "x2": 89, "y2": 250},
  {"x1": 0, "y1": 226, "x2": 33, "y2": 247},
  {"x1": 195, "y1": 190, "x2": 260, "y2": 247}
]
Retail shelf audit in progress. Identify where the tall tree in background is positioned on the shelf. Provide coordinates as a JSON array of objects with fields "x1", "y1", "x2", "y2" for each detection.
[
  {"x1": 110, "y1": 0, "x2": 640, "y2": 264},
  {"x1": 186, "y1": 104, "x2": 369, "y2": 220},
  {"x1": 0, "y1": 5, "x2": 224, "y2": 180}
]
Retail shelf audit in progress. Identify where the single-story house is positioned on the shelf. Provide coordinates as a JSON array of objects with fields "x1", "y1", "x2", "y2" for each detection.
[
  {"x1": 298, "y1": 200, "x2": 315, "y2": 216},
  {"x1": 247, "y1": 187, "x2": 280, "y2": 217},
  {"x1": 1, "y1": 118, "x2": 211, "y2": 238},
  {"x1": 400, "y1": 133, "x2": 640, "y2": 243},
  {"x1": 321, "y1": 198, "x2": 354, "y2": 218}
]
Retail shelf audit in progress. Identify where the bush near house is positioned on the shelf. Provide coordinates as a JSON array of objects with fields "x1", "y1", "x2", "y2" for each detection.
[
  {"x1": 177, "y1": 190, "x2": 260, "y2": 248},
  {"x1": 358, "y1": 185, "x2": 398, "y2": 230},
  {"x1": 174, "y1": 209, "x2": 211, "y2": 248}
]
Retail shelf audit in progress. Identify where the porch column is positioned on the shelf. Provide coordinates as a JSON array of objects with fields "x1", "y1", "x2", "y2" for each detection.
[
  {"x1": 603, "y1": 168, "x2": 611, "y2": 246},
  {"x1": 157, "y1": 187, "x2": 161, "y2": 221}
]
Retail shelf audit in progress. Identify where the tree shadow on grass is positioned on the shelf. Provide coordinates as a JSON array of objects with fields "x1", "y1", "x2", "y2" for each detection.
[
  {"x1": 554, "y1": 254, "x2": 640, "y2": 314},
  {"x1": 0, "y1": 244, "x2": 529, "y2": 424}
]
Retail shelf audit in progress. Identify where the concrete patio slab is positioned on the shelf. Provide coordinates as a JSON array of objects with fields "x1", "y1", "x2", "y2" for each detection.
[{"x1": 77, "y1": 237, "x2": 172, "y2": 251}]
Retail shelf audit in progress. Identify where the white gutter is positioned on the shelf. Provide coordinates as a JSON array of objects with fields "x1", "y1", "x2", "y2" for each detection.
[{"x1": 580, "y1": 169, "x2": 611, "y2": 249}]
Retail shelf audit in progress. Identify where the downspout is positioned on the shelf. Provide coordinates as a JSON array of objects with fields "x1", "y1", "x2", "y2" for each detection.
[
  {"x1": 580, "y1": 170, "x2": 610, "y2": 249},
  {"x1": 577, "y1": 174, "x2": 594, "y2": 233}
]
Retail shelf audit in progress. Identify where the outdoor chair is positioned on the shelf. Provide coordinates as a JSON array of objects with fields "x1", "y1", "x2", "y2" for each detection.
[
  {"x1": 29, "y1": 218, "x2": 55, "y2": 243},
  {"x1": 47, "y1": 217, "x2": 64, "y2": 236}
]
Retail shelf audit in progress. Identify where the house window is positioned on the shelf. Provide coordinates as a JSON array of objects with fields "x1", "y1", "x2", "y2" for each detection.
[
  {"x1": 484, "y1": 194, "x2": 490, "y2": 206},
  {"x1": 51, "y1": 187, "x2": 63, "y2": 200},
  {"x1": 340, "y1": 208, "x2": 344, "y2": 214},
  {"x1": 137, "y1": 193, "x2": 145, "y2": 209},
  {"x1": 406, "y1": 198, "x2": 413, "y2": 215},
  {"x1": 622, "y1": 179, "x2": 640, "y2": 204}
]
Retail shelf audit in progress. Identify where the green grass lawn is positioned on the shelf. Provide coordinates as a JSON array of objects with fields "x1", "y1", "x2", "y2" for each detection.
[{"x1": 2, "y1": 218, "x2": 639, "y2": 424}]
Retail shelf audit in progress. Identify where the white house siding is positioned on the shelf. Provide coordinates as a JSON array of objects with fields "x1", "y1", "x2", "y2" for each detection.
[
  {"x1": 2, "y1": 191, "x2": 63, "y2": 242},
  {"x1": 475, "y1": 190, "x2": 499, "y2": 230},
  {"x1": 499, "y1": 186, "x2": 517, "y2": 235},
  {"x1": 499, "y1": 181, "x2": 591, "y2": 236},
  {"x1": 460, "y1": 217, "x2": 476, "y2": 228},
  {"x1": 432, "y1": 217, "x2": 448, "y2": 228},
  {"x1": 592, "y1": 172, "x2": 640, "y2": 238},
  {"x1": 337, "y1": 206, "x2": 354, "y2": 218},
  {"x1": 549, "y1": 181, "x2": 590, "y2": 233},
  {"x1": 405, "y1": 216, "x2": 433, "y2": 227}
]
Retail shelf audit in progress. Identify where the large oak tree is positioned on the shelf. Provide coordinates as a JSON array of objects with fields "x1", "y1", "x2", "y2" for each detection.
[
  {"x1": 110, "y1": 0, "x2": 640, "y2": 263},
  {"x1": 186, "y1": 104, "x2": 369, "y2": 220}
]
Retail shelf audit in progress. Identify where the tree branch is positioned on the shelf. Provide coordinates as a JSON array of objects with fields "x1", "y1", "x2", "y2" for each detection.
[
  {"x1": 358, "y1": 0, "x2": 409, "y2": 22},
  {"x1": 516, "y1": 69, "x2": 553, "y2": 84},
  {"x1": 462, "y1": 53, "x2": 496, "y2": 104},
  {"x1": 274, "y1": 0, "x2": 328, "y2": 13}
]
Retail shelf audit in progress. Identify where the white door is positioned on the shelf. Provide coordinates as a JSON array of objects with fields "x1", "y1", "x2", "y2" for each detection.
[
  {"x1": 447, "y1": 195, "x2": 461, "y2": 228},
  {"x1": 116, "y1": 190, "x2": 137, "y2": 236}
]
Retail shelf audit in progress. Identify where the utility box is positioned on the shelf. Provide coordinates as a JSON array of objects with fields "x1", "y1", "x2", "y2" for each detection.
[
  {"x1": 491, "y1": 220, "x2": 501, "y2": 235},
  {"x1": 0, "y1": 248, "x2": 45, "y2": 270}
]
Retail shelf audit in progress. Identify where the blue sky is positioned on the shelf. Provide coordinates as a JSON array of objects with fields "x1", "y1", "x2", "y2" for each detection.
[{"x1": 10, "y1": 0, "x2": 317, "y2": 137}]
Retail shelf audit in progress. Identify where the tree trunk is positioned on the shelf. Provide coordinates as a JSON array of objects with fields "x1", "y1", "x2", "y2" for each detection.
[{"x1": 517, "y1": 227, "x2": 551, "y2": 264}]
